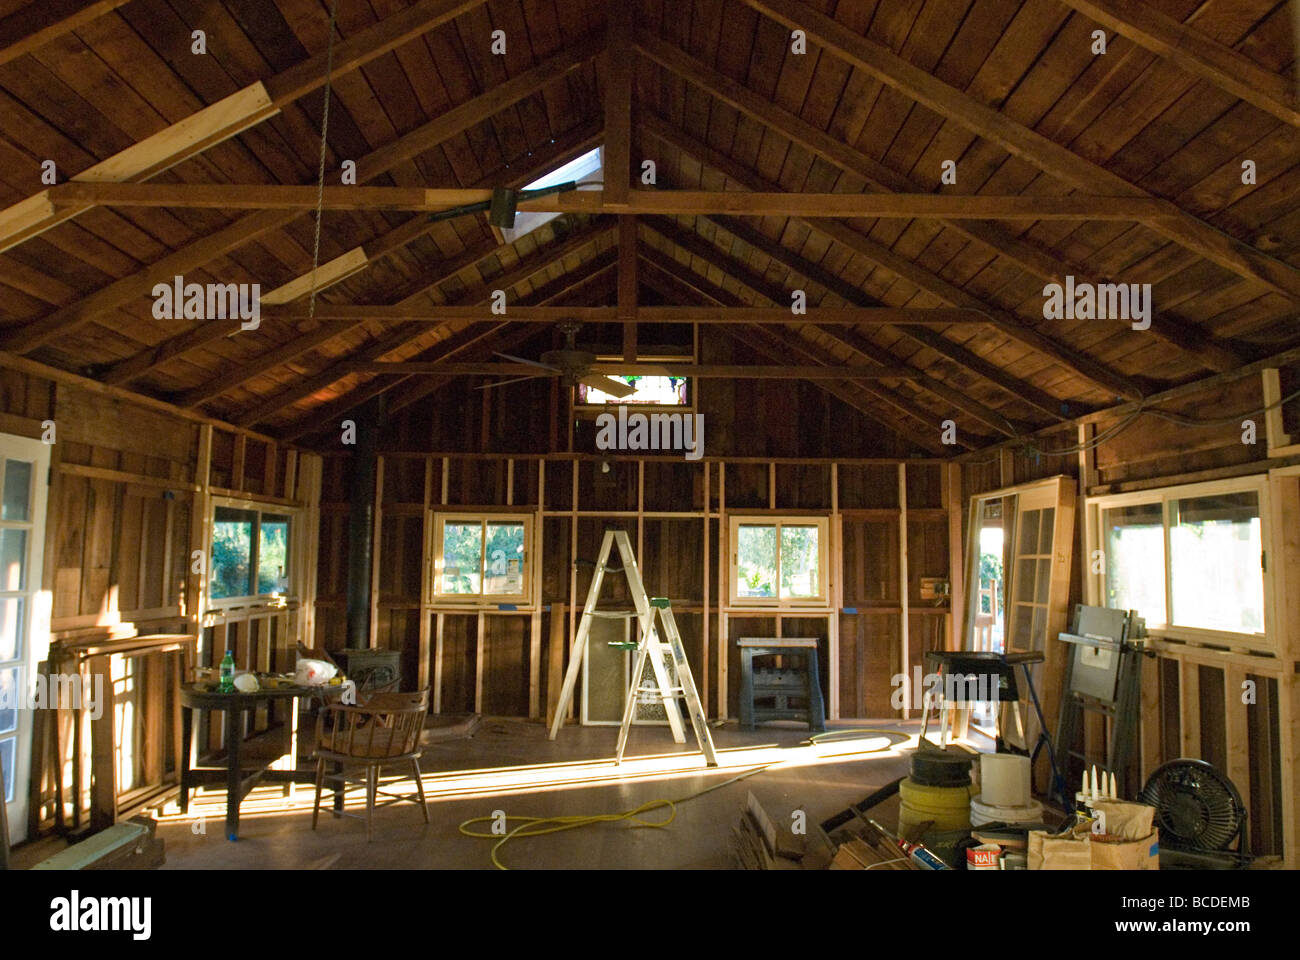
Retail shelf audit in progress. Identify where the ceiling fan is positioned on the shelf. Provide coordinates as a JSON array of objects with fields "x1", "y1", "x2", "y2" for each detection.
[{"x1": 478, "y1": 321, "x2": 636, "y2": 398}]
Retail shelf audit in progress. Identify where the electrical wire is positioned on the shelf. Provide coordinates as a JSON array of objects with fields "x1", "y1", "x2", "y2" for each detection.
[
  {"x1": 965, "y1": 381, "x2": 1300, "y2": 465},
  {"x1": 305, "y1": 0, "x2": 339, "y2": 325},
  {"x1": 458, "y1": 728, "x2": 910, "y2": 869}
]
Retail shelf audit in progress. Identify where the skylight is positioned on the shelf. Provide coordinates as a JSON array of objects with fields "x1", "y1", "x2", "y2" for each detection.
[{"x1": 499, "y1": 146, "x2": 603, "y2": 244}]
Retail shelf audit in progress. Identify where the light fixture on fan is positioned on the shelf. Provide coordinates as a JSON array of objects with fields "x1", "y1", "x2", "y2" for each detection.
[{"x1": 478, "y1": 321, "x2": 635, "y2": 398}]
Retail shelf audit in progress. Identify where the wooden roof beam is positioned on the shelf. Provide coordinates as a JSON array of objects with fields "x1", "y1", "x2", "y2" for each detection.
[
  {"x1": 104, "y1": 126, "x2": 604, "y2": 388},
  {"x1": 0, "y1": 34, "x2": 602, "y2": 354},
  {"x1": 283, "y1": 253, "x2": 621, "y2": 437},
  {"x1": 1057, "y1": 0, "x2": 1300, "y2": 128},
  {"x1": 644, "y1": 204, "x2": 1023, "y2": 436},
  {"x1": 638, "y1": 248, "x2": 949, "y2": 453},
  {"x1": 701, "y1": 212, "x2": 1057, "y2": 430},
  {"x1": 0, "y1": 0, "x2": 491, "y2": 251},
  {"x1": 740, "y1": 0, "x2": 1300, "y2": 300},
  {"x1": 0, "y1": 1, "x2": 132, "y2": 67},
  {"x1": 642, "y1": 224, "x2": 968, "y2": 452},
  {"x1": 637, "y1": 73, "x2": 1243, "y2": 374},
  {"x1": 235, "y1": 225, "x2": 616, "y2": 428},
  {"x1": 380, "y1": 255, "x2": 620, "y2": 419},
  {"x1": 261, "y1": 304, "x2": 989, "y2": 325},
  {"x1": 49, "y1": 183, "x2": 1176, "y2": 219},
  {"x1": 747, "y1": 325, "x2": 976, "y2": 452},
  {"x1": 344, "y1": 362, "x2": 920, "y2": 379},
  {"x1": 637, "y1": 122, "x2": 1141, "y2": 401},
  {"x1": 648, "y1": 211, "x2": 1140, "y2": 407},
  {"x1": 277, "y1": 322, "x2": 539, "y2": 443},
  {"x1": 635, "y1": 35, "x2": 1067, "y2": 283}
]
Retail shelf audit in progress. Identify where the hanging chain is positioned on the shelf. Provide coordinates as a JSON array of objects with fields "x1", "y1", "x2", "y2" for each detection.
[{"x1": 307, "y1": 0, "x2": 340, "y2": 323}]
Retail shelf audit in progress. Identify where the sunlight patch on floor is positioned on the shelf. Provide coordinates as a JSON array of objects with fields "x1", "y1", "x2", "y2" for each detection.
[{"x1": 151, "y1": 731, "x2": 914, "y2": 825}]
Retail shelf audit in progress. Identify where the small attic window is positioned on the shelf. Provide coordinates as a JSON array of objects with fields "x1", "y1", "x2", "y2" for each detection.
[{"x1": 498, "y1": 146, "x2": 603, "y2": 244}]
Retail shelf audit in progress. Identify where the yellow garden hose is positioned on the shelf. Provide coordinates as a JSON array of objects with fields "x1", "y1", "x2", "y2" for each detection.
[{"x1": 458, "y1": 727, "x2": 911, "y2": 868}]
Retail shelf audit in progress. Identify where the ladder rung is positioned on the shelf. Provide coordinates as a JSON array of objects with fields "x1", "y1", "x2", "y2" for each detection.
[{"x1": 588, "y1": 610, "x2": 638, "y2": 619}]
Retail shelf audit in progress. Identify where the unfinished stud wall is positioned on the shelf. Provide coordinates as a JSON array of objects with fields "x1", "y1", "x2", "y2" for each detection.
[
  {"x1": 962, "y1": 368, "x2": 1300, "y2": 867},
  {"x1": 0, "y1": 362, "x2": 321, "y2": 837},
  {"x1": 321, "y1": 448, "x2": 959, "y2": 730}
]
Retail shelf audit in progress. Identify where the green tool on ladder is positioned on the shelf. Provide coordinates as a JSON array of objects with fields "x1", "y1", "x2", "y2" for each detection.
[{"x1": 548, "y1": 529, "x2": 717, "y2": 767}]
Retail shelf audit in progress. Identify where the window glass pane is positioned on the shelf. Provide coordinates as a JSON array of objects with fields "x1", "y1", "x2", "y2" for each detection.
[
  {"x1": 1031, "y1": 606, "x2": 1047, "y2": 650},
  {"x1": 257, "y1": 514, "x2": 290, "y2": 594},
  {"x1": 578, "y1": 375, "x2": 689, "y2": 405},
  {"x1": 1018, "y1": 510, "x2": 1041, "y2": 555},
  {"x1": 1036, "y1": 558, "x2": 1052, "y2": 605},
  {"x1": 0, "y1": 528, "x2": 26, "y2": 591},
  {"x1": 211, "y1": 507, "x2": 255, "y2": 599},
  {"x1": 1103, "y1": 503, "x2": 1166, "y2": 624},
  {"x1": 0, "y1": 666, "x2": 16, "y2": 734},
  {"x1": 441, "y1": 522, "x2": 482, "y2": 594},
  {"x1": 780, "y1": 525, "x2": 820, "y2": 598},
  {"x1": 1015, "y1": 558, "x2": 1037, "y2": 603},
  {"x1": 484, "y1": 522, "x2": 526, "y2": 594},
  {"x1": 0, "y1": 597, "x2": 23, "y2": 661},
  {"x1": 2, "y1": 459, "x2": 32, "y2": 521},
  {"x1": 736, "y1": 524, "x2": 776, "y2": 598},
  {"x1": 1010, "y1": 610, "x2": 1033, "y2": 649},
  {"x1": 0, "y1": 737, "x2": 13, "y2": 803},
  {"x1": 1169, "y1": 492, "x2": 1263, "y2": 634},
  {"x1": 1038, "y1": 508, "x2": 1055, "y2": 553}
]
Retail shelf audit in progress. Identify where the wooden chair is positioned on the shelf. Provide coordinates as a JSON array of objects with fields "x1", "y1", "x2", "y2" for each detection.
[{"x1": 312, "y1": 689, "x2": 430, "y2": 842}]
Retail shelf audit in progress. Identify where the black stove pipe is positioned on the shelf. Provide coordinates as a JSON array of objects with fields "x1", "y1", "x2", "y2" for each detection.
[{"x1": 345, "y1": 397, "x2": 381, "y2": 649}]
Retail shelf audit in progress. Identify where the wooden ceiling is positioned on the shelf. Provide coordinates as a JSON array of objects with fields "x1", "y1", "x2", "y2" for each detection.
[{"x1": 0, "y1": 0, "x2": 1295, "y2": 453}]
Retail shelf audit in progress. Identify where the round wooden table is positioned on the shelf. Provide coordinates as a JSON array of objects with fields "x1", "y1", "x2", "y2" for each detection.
[{"x1": 179, "y1": 682, "x2": 345, "y2": 841}]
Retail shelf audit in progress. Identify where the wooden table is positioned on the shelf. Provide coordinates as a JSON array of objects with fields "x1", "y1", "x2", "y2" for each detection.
[{"x1": 179, "y1": 683, "x2": 342, "y2": 841}]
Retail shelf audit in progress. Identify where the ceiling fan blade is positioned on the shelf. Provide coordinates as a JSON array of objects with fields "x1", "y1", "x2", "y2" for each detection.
[
  {"x1": 494, "y1": 351, "x2": 560, "y2": 372},
  {"x1": 579, "y1": 374, "x2": 636, "y2": 398},
  {"x1": 475, "y1": 374, "x2": 546, "y2": 391}
]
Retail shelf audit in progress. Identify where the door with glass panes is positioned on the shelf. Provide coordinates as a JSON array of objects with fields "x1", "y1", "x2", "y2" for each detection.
[{"x1": 0, "y1": 434, "x2": 50, "y2": 843}]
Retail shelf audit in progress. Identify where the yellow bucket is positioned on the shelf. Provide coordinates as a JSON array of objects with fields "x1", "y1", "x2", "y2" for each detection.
[{"x1": 898, "y1": 777, "x2": 978, "y2": 833}]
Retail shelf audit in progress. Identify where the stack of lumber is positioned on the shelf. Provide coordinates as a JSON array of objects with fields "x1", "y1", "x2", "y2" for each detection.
[
  {"x1": 732, "y1": 792, "x2": 919, "y2": 870},
  {"x1": 731, "y1": 792, "x2": 805, "y2": 870}
]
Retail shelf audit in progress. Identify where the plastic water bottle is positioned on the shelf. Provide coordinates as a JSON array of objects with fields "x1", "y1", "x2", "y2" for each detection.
[{"x1": 219, "y1": 651, "x2": 235, "y2": 693}]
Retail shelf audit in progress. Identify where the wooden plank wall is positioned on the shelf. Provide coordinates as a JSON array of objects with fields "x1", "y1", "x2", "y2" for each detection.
[
  {"x1": 963, "y1": 368, "x2": 1300, "y2": 865},
  {"x1": 0, "y1": 366, "x2": 321, "y2": 835},
  {"x1": 334, "y1": 450, "x2": 957, "y2": 726}
]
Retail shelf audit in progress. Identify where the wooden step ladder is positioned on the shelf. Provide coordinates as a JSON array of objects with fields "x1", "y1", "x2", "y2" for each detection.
[{"x1": 548, "y1": 529, "x2": 717, "y2": 767}]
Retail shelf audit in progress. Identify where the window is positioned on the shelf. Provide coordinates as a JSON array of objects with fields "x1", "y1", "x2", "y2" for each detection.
[
  {"x1": 1168, "y1": 492, "x2": 1262, "y2": 634},
  {"x1": 0, "y1": 433, "x2": 50, "y2": 838},
  {"x1": 1101, "y1": 502, "x2": 1166, "y2": 625},
  {"x1": 498, "y1": 147, "x2": 602, "y2": 244},
  {"x1": 729, "y1": 517, "x2": 828, "y2": 606},
  {"x1": 1089, "y1": 480, "x2": 1266, "y2": 640},
  {"x1": 210, "y1": 505, "x2": 292, "y2": 602},
  {"x1": 434, "y1": 514, "x2": 531, "y2": 601},
  {"x1": 577, "y1": 374, "x2": 690, "y2": 406}
]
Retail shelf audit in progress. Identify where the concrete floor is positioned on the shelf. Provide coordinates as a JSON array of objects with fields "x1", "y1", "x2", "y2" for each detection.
[{"x1": 131, "y1": 718, "x2": 935, "y2": 870}]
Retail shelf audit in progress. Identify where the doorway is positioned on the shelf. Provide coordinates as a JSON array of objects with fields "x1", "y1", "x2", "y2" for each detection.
[{"x1": 0, "y1": 433, "x2": 51, "y2": 843}]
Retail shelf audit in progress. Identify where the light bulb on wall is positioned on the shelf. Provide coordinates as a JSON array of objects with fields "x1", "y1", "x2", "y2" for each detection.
[{"x1": 601, "y1": 460, "x2": 611, "y2": 474}]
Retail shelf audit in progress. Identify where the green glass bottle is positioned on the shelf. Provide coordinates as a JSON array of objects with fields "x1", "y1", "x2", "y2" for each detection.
[{"x1": 219, "y1": 651, "x2": 235, "y2": 693}]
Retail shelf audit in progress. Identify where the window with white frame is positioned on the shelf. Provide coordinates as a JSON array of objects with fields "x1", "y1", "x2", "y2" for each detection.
[
  {"x1": 210, "y1": 504, "x2": 293, "y2": 602},
  {"x1": 434, "y1": 514, "x2": 531, "y2": 602},
  {"x1": 1090, "y1": 479, "x2": 1267, "y2": 639},
  {"x1": 729, "y1": 517, "x2": 828, "y2": 606}
]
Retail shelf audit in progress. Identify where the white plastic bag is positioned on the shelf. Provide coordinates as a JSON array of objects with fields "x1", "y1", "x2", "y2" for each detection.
[{"x1": 295, "y1": 658, "x2": 337, "y2": 686}]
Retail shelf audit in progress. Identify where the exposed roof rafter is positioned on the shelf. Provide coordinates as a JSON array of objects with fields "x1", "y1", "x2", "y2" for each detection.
[{"x1": 739, "y1": 0, "x2": 1300, "y2": 299}]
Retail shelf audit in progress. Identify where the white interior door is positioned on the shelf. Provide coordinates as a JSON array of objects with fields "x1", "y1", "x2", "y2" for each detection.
[{"x1": 0, "y1": 434, "x2": 51, "y2": 843}]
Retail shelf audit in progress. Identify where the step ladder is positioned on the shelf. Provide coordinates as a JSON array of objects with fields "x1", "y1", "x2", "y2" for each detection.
[{"x1": 548, "y1": 529, "x2": 717, "y2": 767}]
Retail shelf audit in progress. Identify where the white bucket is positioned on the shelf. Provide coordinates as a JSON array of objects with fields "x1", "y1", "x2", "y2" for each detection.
[
  {"x1": 979, "y1": 753, "x2": 1031, "y2": 807},
  {"x1": 970, "y1": 793, "x2": 1043, "y2": 828}
]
